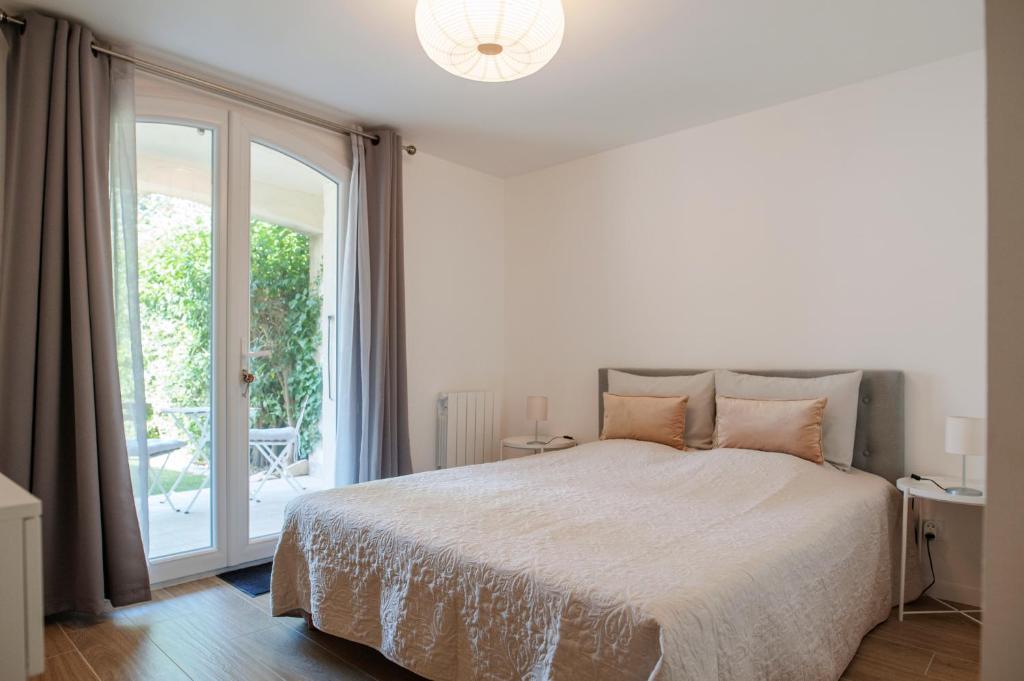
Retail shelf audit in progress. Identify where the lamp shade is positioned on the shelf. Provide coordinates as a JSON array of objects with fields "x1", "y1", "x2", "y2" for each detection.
[
  {"x1": 945, "y1": 416, "x2": 987, "y2": 457},
  {"x1": 414, "y1": 0, "x2": 565, "y2": 82},
  {"x1": 526, "y1": 396, "x2": 549, "y2": 422}
]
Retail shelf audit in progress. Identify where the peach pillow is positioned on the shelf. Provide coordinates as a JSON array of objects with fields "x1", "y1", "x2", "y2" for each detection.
[
  {"x1": 715, "y1": 395, "x2": 828, "y2": 464},
  {"x1": 607, "y1": 370, "x2": 716, "y2": 449},
  {"x1": 601, "y1": 393, "x2": 688, "y2": 450}
]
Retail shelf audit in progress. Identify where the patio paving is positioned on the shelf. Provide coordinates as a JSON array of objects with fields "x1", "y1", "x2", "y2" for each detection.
[{"x1": 146, "y1": 473, "x2": 329, "y2": 559}]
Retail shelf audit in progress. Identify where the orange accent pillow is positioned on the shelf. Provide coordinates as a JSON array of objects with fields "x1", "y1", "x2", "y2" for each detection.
[
  {"x1": 715, "y1": 395, "x2": 828, "y2": 464},
  {"x1": 601, "y1": 393, "x2": 688, "y2": 450}
]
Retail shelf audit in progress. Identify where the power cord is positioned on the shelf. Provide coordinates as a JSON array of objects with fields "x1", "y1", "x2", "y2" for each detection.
[
  {"x1": 539, "y1": 435, "x2": 575, "y2": 445},
  {"x1": 922, "y1": 526, "x2": 937, "y2": 595},
  {"x1": 906, "y1": 495, "x2": 938, "y2": 599},
  {"x1": 911, "y1": 473, "x2": 948, "y2": 492}
]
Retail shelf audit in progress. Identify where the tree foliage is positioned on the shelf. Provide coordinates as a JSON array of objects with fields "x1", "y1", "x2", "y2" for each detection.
[
  {"x1": 248, "y1": 219, "x2": 323, "y2": 458},
  {"x1": 136, "y1": 195, "x2": 323, "y2": 461}
]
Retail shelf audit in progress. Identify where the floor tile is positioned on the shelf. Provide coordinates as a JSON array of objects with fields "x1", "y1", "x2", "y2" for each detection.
[
  {"x1": 29, "y1": 650, "x2": 101, "y2": 681},
  {"x1": 926, "y1": 653, "x2": 980, "y2": 681},
  {"x1": 234, "y1": 623, "x2": 375, "y2": 681},
  {"x1": 43, "y1": 621, "x2": 76, "y2": 657},
  {"x1": 251, "y1": 592, "x2": 273, "y2": 614},
  {"x1": 842, "y1": 635, "x2": 932, "y2": 680},
  {"x1": 61, "y1": 619, "x2": 189, "y2": 681},
  {"x1": 869, "y1": 612, "x2": 980, "y2": 662},
  {"x1": 286, "y1": 620, "x2": 427, "y2": 681},
  {"x1": 145, "y1": 615, "x2": 282, "y2": 681}
]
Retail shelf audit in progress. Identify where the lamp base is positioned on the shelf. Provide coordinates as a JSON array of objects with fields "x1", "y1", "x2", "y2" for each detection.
[
  {"x1": 527, "y1": 420, "x2": 545, "y2": 446},
  {"x1": 946, "y1": 486, "x2": 983, "y2": 497}
]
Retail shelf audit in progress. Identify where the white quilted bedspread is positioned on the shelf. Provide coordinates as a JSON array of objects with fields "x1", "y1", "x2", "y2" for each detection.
[{"x1": 271, "y1": 440, "x2": 908, "y2": 681}]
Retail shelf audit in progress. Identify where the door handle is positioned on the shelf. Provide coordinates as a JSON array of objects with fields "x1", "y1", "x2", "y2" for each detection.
[
  {"x1": 241, "y1": 369, "x2": 256, "y2": 398},
  {"x1": 239, "y1": 339, "x2": 268, "y2": 397}
]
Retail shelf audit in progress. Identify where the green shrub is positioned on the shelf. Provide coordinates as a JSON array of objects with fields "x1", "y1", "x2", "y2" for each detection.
[
  {"x1": 249, "y1": 219, "x2": 323, "y2": 459},
  {"x1": 136, "y1": 195, "x2": 323, "y2": 462}
]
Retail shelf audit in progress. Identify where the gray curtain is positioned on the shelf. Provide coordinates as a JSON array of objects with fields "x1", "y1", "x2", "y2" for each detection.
[
  {"x1": 0, "y1": 14, "x2": 150, "y2": 614},
  {"x1": 339, "y1": 130, "x2": 411, "y2": 483}
]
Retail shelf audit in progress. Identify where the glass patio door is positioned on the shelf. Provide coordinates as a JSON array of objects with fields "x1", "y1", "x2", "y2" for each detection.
[
  {"x1": 133, "y1": 120, "x2": 218, "y2": 561},
  {"x1": 225, "y1": 110, "x2": 347, "y2": 566},
  {"x1": 131, "y1": 87, "x2": 231, "y2": 584},
  {"x1": 131, "y1": 75, "x2": 349, "y2": 582}
]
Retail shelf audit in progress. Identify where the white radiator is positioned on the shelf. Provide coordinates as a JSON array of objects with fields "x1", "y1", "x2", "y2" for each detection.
[{"x1": 436, "y1": 391, "x2": 498, "y2": 468}]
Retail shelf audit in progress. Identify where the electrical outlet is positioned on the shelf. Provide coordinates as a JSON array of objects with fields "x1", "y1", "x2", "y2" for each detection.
[{"x1": 923, "y1": 519, "x2": 942, "y2": 539}]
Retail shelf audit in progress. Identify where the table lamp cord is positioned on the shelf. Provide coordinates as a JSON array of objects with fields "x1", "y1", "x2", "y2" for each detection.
[{"x1": 910, "y1": 473, "x2": 948, "y2": 492}]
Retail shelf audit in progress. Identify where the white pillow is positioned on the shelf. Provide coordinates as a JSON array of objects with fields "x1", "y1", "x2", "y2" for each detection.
[
  {"x1": 608, "y1": 370, "x2": 716, "y2": 449},
  {"x1": 714, "y1": 370, "x2": 863, "y2": 470}
]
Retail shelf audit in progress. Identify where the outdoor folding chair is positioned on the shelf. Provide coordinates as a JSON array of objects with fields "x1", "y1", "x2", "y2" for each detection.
[
  {"x1": 125, "y1": 437, "x2": 187, "y2": 508},
  {"x1": 249, "y1": 398, "x2": 309, "y2": 503}
]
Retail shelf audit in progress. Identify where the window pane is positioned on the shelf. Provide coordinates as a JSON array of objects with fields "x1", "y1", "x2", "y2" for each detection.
[
  {"x1": 247, "y1": 142, "x2": 338, "y2": 539},
  {"x1": 135, "y1": 122, "x2": 214, "y2": 559}
]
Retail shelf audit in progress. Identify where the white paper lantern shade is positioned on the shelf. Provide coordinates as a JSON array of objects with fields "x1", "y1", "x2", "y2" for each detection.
[{"x1": 415, "y1": 0, "x2": 566, "y2": 82}]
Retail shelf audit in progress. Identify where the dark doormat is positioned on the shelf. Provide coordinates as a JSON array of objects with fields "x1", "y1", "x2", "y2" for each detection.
[{"x1": 218, "y1": 561, "x2": 272, "y2": 597}]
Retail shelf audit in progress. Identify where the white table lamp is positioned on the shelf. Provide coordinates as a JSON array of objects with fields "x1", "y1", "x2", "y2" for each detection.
[
  {"x1": 526, "y1": 396, "x2": 548, "y2": 445},
  {"x1": 944, "y1": 416, "x2": 986, "y2": 496}
]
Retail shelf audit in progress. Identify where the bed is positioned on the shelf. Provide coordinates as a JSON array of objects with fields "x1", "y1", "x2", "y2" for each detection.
[{"x1": 271, "y1": 369, "x2": 918, "y2": 681}]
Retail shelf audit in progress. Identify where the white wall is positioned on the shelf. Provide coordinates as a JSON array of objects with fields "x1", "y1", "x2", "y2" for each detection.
[
  {"x1": 503, "y1": 52, "x2": 987, "y2": 604},
  {"x1": 403, "y1": 151, "x2": 505, "y2": 473}
]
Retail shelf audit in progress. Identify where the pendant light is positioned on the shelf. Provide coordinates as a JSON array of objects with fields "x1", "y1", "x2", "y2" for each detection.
[{"x1": 415, "y1": 0, "x2": 565, "y2": 83}]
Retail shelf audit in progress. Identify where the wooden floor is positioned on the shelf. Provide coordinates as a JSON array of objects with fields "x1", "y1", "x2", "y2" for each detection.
[{"x1": 32, "y1": 577, "x2": 979, "y2": 681}]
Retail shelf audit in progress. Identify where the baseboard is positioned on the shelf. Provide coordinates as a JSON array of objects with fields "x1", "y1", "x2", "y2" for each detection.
[{"x1": 928, "y1": 579, "x2": 982, "y2": 609}]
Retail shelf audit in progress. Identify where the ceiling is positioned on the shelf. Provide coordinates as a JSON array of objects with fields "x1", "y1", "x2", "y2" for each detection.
[{"x1": 9, "y1": 1, "x2": 983, "y2": 176}]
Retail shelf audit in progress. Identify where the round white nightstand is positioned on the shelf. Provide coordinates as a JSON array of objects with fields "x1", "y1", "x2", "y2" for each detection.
[
  {"x1": 895, "y1": 475, "x2": 985, "y2": 623},
  {"x1": 500, "y1": 435, "x2": 577, "y2": 460}
]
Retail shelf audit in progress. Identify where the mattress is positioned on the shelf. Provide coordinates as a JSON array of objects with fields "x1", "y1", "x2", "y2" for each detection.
[{"x1": 271, "y1": 439, "x2": 914, "y2": 681}]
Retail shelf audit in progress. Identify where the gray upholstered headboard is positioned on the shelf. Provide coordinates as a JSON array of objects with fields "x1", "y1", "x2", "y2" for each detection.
[{"x1": 597, "y1": 369, "x2": 905, "y2": 484}]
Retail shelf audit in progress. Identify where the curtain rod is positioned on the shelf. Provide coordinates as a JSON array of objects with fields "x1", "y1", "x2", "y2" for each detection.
[{"x1": 0, "y1": 9, "x2": 417, "y2": 155}]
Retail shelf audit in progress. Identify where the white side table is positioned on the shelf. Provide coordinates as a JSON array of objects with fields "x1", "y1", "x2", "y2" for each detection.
[
  {"x1": 896, "y1": 475, "x2": 984, "y2": 623},
  {"x1": 500, "y1": 435, "x2": 577, "y2": 460}
]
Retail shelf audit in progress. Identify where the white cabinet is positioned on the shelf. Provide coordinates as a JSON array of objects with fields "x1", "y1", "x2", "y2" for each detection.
[{"x1": 0, "y1": 474, "x2": 43, "y2": 681}]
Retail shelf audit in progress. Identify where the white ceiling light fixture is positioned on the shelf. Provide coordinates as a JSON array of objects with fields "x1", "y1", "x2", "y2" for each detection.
[{"x1": 415, "y1": 0, "x2": 565, "y2": 83}]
